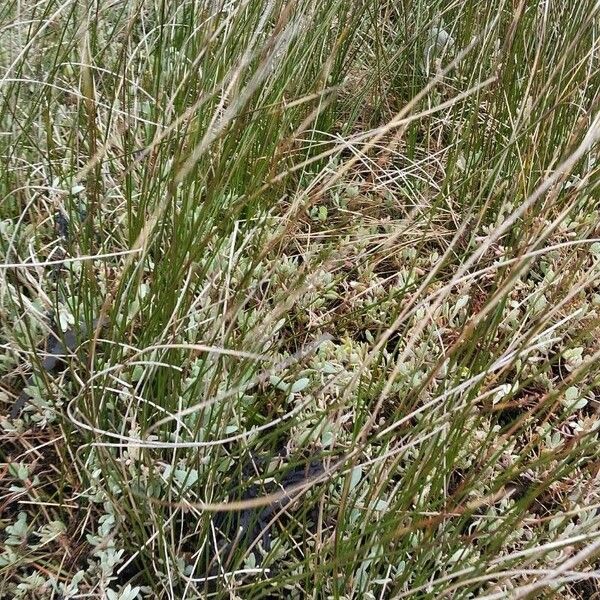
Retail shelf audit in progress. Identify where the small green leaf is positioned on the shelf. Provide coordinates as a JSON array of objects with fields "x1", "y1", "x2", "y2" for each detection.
[
  {"x1": 349, "y1": 465, "x2": 362, "y2": 491},
  {"x1": 531, "y1": 293, "x2": 547, "y2": 314},
  {"x1": 119, "y1": 584, "x2": 141, "y2": 600},
  {"x1": 318, "y1": 205, "x2": 328, "y2": 222},
  {"x1": 321, "y1": 429, "x2": 334, "y2": 447},
  {"x1": 291, "y1": 377, "x2": 310, "y2": 393},
  {"x1": 321, "y1": 362, "x2": 339, "y2": 374},
  {"x1": 8, "y1": 462, "x2": 29, "y2": 481},
  {"x1": 345, "y1": 184, "x2": 359, "y2": 198},
  {"x1": 269, "y1": 375, "x2": 288, "y2": 391},
  {"x1": 565, "y1": 386, "x2": 579, "y2": 402}
]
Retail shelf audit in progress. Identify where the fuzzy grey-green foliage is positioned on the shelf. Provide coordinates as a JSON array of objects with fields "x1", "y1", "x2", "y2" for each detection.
[{"x1": 1, "y1": 1, "x2": 600, "y2": 599}]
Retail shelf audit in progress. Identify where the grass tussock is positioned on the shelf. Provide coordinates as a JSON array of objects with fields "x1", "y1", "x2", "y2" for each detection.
[{"x1": 1, "y1": 0, "x2": 600, "y2": 598}]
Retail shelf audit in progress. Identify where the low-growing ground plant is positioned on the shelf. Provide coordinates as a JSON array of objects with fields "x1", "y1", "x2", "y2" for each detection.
[{"x1": 1, "y1": 1, "x2": 599, "y2": 598}]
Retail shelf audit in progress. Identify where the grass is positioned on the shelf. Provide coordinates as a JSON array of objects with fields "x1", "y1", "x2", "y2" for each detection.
[{"x1": 1, "y1": 0, "x2": 599, "y2": 598}]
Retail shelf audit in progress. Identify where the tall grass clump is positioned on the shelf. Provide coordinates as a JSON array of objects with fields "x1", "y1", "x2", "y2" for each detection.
[{"x1": 1, "y1": 0, "x2": 599, "y2": 598}]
